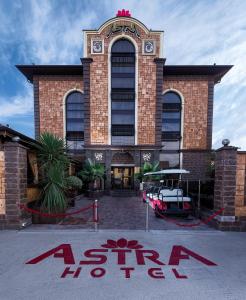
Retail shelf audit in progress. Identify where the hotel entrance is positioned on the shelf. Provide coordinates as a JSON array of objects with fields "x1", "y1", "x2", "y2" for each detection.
[{"x1": 111, "y1": 167, "x2": 134, "y2": 190}]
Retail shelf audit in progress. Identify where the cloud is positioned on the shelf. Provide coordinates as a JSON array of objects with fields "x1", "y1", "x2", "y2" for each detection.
[
  {"x1": 20, "y1": 0, "x2": 97, "y2": 64},
  {"x1": 0, "y1": 84, "x2": 33, "y2": 118}
]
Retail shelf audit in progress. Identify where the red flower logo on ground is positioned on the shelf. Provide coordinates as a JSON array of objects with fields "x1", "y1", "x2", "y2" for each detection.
[{"x1": 101, "y1": 238, "x2": 143, "y2": 249}]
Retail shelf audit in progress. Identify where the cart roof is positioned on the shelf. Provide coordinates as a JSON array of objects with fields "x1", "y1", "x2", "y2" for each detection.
[{"x1": 144, "y1": 169, "x2": 190, "y2": 176}]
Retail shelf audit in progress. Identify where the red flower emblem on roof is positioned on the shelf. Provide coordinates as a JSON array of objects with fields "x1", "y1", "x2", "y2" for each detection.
[
  {"x1": 101, "y1": 238, "x2": 143, "y2": 249},
  {"x1": 116, "y1": 9, "x2": 131, "y2": 17}
]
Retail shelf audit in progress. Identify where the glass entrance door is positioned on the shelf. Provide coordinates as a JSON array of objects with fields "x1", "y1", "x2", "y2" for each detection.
[{"x1": 111, "y1": 167, "x2": 134, "y2": 190}]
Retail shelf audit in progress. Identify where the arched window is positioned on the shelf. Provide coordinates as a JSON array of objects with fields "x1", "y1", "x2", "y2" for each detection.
[
  {"x1": 111, "y1": 39, "x2": 135, "y2": 145},
  {"x1": 65, "y1": 91, "x2": 84, "y2": 151},
  {"x1": 160, "y1": 91, "x2": 182, "y2": 168}
]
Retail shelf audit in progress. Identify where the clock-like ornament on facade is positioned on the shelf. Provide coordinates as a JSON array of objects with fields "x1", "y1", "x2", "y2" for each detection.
[
  {"x1": 92, "y1": 40, "x2": 103, "y2": 54},
  {"x1": 142, "y1": 152, "x2": 151, "y2": 162},
  {"x1": 94, "y1": 152, "x2": 103, "y2": 161},
  {"x1": 143, "y1": 40, "x2": 155, "y2": 55}
]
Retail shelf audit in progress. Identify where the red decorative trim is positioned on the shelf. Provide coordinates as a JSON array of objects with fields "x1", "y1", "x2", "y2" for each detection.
[
  {"x1": 19, "y1": 203, "x2": 94, "y2": 218},
  {"x1": 154, "y1": 207, "x2": 224, "y2": 227}
]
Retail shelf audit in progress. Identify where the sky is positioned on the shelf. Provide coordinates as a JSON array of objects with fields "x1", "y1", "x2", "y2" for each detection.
[{"x1": 0, "y1": 0, "x2": 245, "y2": 149}]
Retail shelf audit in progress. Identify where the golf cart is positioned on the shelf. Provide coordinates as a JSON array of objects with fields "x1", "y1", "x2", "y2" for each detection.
[{"x1": 143, "y1": 169, "x2": 193, "y2": 218}]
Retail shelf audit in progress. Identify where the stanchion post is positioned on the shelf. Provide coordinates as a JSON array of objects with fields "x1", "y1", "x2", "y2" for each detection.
[
  {"x1": 145, "y1": 198, "x2": 149, "y2": 232},
  {"x1": 198, "y1": 180, "x2": 201, "y2": 217},
  {"x1": 94, "y1": 199, "x2": 98, "y2": 232}
]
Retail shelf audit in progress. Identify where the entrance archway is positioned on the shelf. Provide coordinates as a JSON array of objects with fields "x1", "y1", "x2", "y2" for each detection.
[{"x1": 111, "y1": 152, "x2": 134, "y2": 190}]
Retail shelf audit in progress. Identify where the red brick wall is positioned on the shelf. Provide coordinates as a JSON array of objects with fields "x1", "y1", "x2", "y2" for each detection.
[
  {"x1": 2, "y1": 143, "x2": 28, "y2": 229},
  {"x1": 164, "y1": 77, "x2": 209, "y2": 149},
  {"x1": 89, "y1": 56, "x2": 108, "y2": 144},
  {"x1": 36, "y1": 75, "x2": 83, "y2": 138},
  {"x1": 235, "y1": 152, "x2": 246, "y2": 217},
  {"x1": 138, "y1": 56, "x2": 156, "y2": 144}
]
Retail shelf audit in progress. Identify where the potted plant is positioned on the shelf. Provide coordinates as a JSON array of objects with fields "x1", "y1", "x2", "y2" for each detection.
[
  {"x1": 29, "y1": 132, "x2": 82, "y2": 224},
  {"x1": 78, "y1": 158, "x2": 105, "y2": 199}
]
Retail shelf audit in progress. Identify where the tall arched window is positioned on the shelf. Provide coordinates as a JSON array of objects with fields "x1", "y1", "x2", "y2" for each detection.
[
  {"x1": 65, "y1": 91, "x2": 84, "y2": 151},
  {"x1": 111, "y1": 38, "x2": 135, "y2": 145},
  {"x1": 160, "y1": 91, "x2": 182, "y2": 168}
]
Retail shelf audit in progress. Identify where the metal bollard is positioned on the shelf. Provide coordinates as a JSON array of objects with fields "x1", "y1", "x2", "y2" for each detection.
[
  {"x1": 94, "y1": 199, "x2": 98, "y2": 232},
  {"x1": 198, "y1": 180, "x2": 201, "y2": 218},
  {"x1": 145, "y1": 198, "x2": 149, "y2": 232}
]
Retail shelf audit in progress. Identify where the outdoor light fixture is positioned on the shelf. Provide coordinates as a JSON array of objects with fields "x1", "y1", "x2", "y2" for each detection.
[
  {"x1": 12, "y1": 136, "x2": 20, "y2": 142},
  {"x1": 222, "y1": 139, "x2": 230, "y2": 146}
]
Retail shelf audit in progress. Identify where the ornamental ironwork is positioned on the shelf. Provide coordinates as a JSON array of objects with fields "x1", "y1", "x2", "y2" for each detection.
[
  {"x1": 106, "y1": 24, "x2": 140, "y2": 39},
  {"x1": 142, "y1": 153, "x2": 151, "y2": 162},
  {"x1": 94, "y1": 152, "x2": 103, "y2": 161}
]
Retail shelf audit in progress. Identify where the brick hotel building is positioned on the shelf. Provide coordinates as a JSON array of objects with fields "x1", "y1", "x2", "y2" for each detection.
[{"x1": 17, "y1": 11, "x2": 232, "y2": 191}]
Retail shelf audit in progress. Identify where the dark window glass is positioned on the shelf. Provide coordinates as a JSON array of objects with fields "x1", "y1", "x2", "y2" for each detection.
[
  {"x1": 112, "y1": 125, "x2": 134, "y2": 136},
  {"x1": 111, "y1": 56, "x2": 135, "y2": 64},
  {"x1": 111, "y1": 39, "x2": 135, "y2": 53},
  {"x1": 112, "y1": 101, "x2": 135, "y2": 110},
  {"x1": 112, "y1": 113, "x2": 134, "y2": 125},
  {"x1": 111, "y1": 78, "x2": 135, "y2": 89},
  {"x1": 159, "y1": 153, "x2": 180, "y2": 168},
  {"x1": 162, "y1": 122, "x2": 180, "y2": 132},
  {"x1": 66, "y1": 92, "x2": 84, "y2": 149},
  {"x1": 111, "y1": 39, "x2": 135, "y2": 144},
  {"x1": 162, "y1": 103, "x2": 181, "y2": 110},
  {"x1": 112, "y1": 66, "x2": 135, "y2": 73},
  {"x1": 66, "y1": 131, "x2": 84, "y2": 140},
  {"x1": 67, "y1": 111, "x2": 84, "y2": 118},
  {"x1": 111, "y1": 89, "x2": 135, "y2": 101},
  {"x1": 111, "y1": 73, "x2": 135, "y2": 78},
  {"x1": 161, "y1": 140, "x2": 180, "y2": 150},
  {"x1": 161, "y1": 132, "x2": 181, "y2": 140},
  {"x1": 67, "y1": 122, "x2": 84, "y2": 131},
  {"x1": 163, "y1": 92, "x2": 181, "y2": 103},
  {"x1": 161, "y1": 92, "x2": 181, "y2": 141}
]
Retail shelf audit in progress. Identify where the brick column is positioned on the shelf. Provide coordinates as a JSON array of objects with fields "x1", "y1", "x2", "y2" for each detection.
[
  {"x1": 4, "y1": 142, "x2": 30, "y2": 229},
  {"x1": 105, "y1": 150, "x2": 112, "y2": 193},
  {"x1": 214, "y1": 145, "x2": 238, "y2": 230},
  {"x1": 154, "y1": 58, "x2": 166, "y2": 146},
  {"x1": 81, "y1": 58, "x2": 93, "y2": 146}
]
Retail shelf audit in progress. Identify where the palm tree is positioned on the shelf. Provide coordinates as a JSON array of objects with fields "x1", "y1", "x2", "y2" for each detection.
[
  {"x1": 135, "y1": 162, "x2": 160, "y2": 182},
  {"x1": 78, "y1": 158, "x2": 105, "y2": 191},
  {"x1": 35, "y1": 132, "x2": 82, "y2": 213},
  {"x1": 35, "y1": 132, "x2": 69, "y2": 171}
]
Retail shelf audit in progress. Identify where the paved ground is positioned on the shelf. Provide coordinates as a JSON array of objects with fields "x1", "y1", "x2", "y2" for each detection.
[
  {"x1": 25, "y1": 195, "x2": 214, "y2": 231},
  {"x1": 0, "y1": 229, "x2": 246, "y2": 300}
]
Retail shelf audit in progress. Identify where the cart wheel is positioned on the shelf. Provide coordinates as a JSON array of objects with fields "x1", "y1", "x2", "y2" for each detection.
[{"x1": 155, "y1": 206, "x2": 162, "y2": 218}]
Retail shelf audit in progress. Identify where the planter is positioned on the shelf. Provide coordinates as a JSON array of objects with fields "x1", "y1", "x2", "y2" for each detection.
[{"x1": 28, "y1": 202, "x2": 65, "y2": 224}]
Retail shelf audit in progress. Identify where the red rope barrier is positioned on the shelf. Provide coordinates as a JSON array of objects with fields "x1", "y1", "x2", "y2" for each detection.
[
  {"x1": 154, "y1": 207, "x2": 224, "y2": 228},
  {"x1": 19, "y1": 203, "x2": 94, "y2": 218}
]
